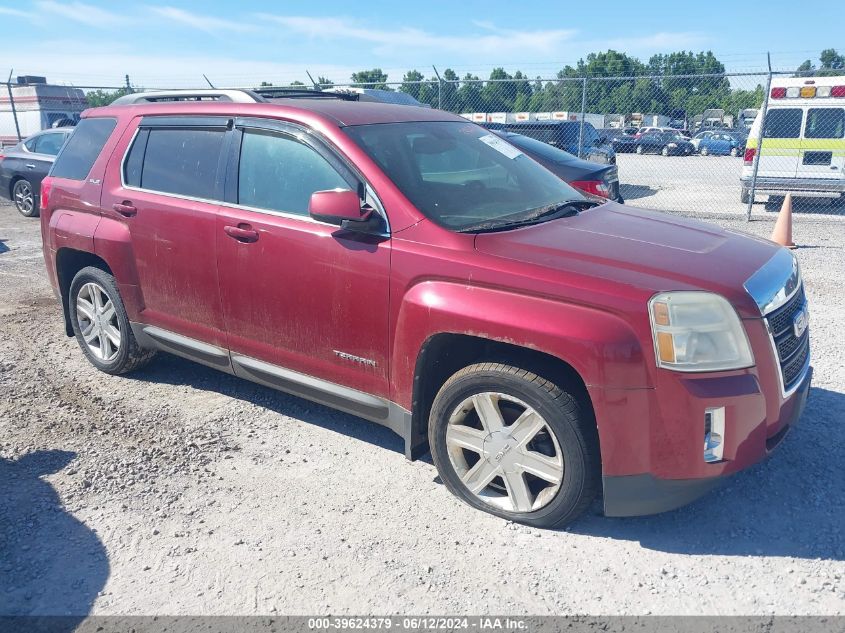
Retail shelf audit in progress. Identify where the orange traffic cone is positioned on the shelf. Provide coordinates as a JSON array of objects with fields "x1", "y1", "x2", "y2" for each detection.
[{"x1": 771, "y1": 193, "x2": 796, "y2": 249}]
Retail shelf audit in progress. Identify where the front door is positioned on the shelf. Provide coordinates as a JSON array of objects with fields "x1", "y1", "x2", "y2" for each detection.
[{"x1": 216, "y1": 120, "x2": 391, "y2": 399}]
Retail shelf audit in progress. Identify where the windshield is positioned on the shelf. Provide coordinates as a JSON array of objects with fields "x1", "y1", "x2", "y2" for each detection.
[{"x1": 344, "y1": 121, "x2": 586, "y2": 231}]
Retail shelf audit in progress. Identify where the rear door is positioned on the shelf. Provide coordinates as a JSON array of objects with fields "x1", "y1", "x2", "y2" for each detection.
[
  {"x1": 758, "y1": 107, "x2": 802, "y2": 179},
  {"x1": 100, "y1": 116, "x2": 230, "y2": 348},
  {"x1": 797, "y1": 106, "x2": 845, "y2": 181}
]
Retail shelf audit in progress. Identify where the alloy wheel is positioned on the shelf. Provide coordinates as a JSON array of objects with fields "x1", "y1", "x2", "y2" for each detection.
[
  {"x1": 76, "y1": 282, "x2": 122, "y2": 362},
  {"x1": 13, "y1": 181, "x2": 34, "y2": 215},
  {"x1": 445, "y1": 392, "x2": 563, "y2": 513}
]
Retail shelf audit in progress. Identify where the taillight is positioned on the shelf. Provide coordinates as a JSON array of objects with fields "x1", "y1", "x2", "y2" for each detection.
[
  {"x1": 743, "y1": 147, "x2": 756, "y2": 165},
  {"x1": 571, "y1": 179, "x2": 611, "y2": 198},
  {"x1": 40, "y1": 177, "x2": 52, "y2": 211},
  {"x1": 832, "y1": 86, "x2": 845, "y2": 98},
  {"x1": 770, "y1": 87, "x2": 786, "y2": 99}
]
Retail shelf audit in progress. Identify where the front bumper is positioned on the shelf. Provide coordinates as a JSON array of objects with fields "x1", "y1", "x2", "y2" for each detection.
[
  {"x1": 602, "y1": 366, "x2": 812, "y2": 517},
  {"x1": 740, "y1": 176, "x2": 845, "y2": 198}
]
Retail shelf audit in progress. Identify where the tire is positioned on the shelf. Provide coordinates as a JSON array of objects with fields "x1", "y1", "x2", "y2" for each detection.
[
  {"x1": 730, "y1": 147, "x2": 739, "y2": 157},
  {"x1": 661, "y1": 146, "x2": 670, "y2": 156},
  {"x1": 69, "y1": 266, "x2": 156, "y2": 375},
  {"x1": 635, "y1": 145, "x2": 644, "y2": 155},
  {"x1": 740, "y1": 187, "x2": 751, "y2": 204},
  {"x1": 428, "y1": 362, "x2": 600, "y2": 528},
  {"x1": 765, "y1": 195, "x2": 785, "y2": 211},
  {"x1": 12, "y1": 179, "x2": 38, "y2": 217},
  {"x1": 700, "y1": 146, "x2": 709, "y2": 156}
]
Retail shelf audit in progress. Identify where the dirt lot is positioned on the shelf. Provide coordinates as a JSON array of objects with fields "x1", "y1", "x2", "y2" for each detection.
[
  {"x1": 618, "y1": 153, "x2": 845, "y2": 218},
  {"x1": 0, "y1": 198, "x2": 843, "y2": 616}
]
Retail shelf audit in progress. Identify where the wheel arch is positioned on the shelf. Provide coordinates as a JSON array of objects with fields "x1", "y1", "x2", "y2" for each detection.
[
  {"x1": 55, "y1": 248, "x2": 113, "y2": 336},
  {"x1": 408, "y1": 333, "x2": 595, "y2": 461}
]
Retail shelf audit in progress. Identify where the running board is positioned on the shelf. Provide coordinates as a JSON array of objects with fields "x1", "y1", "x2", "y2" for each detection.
[{"x1": 130, "y1": 322, "x2": 415, "y2": 457}]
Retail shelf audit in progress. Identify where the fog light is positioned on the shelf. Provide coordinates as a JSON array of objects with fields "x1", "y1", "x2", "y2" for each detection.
[{"x1": 703, "y1": 407, "x2": 725, "y2": 463}]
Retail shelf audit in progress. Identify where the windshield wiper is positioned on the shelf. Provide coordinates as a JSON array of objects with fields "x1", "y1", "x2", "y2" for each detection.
[{"x1": 458, "y1": 199, "x2": 599, "y2": 233}]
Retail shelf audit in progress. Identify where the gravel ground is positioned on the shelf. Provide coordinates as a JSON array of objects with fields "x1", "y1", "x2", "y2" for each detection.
[
  {"x1": 0, "y1": 197, "x2": 843, "y2": 617},
  {"x1": 618, "y1": 153, "x2": 845, "y2": 218}
]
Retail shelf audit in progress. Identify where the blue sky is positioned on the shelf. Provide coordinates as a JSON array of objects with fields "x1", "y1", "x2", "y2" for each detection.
[{"x1": 0, "y1": 0, "x2": 840, "y2": 88}]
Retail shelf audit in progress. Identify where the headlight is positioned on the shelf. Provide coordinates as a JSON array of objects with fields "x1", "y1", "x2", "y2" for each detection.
[
  {"x1": 648, "y1": 292, "x2": 754, "y2": 372},
  {"x1": 667, "y1": 143, "x2": 678, "y2": 148}
]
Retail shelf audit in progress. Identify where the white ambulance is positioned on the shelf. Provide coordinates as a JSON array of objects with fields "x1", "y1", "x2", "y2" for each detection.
[{"x1": 740, "y1": 75, "x2": 845, "y2": 204}]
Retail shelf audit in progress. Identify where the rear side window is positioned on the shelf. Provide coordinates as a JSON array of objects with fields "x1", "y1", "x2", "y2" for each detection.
[
  {"x1": 128, "y1": 128, "x2": 225, "y2": 199},
  {"x1": 763, "y1": 109, "x2": 802, "y2": 139},
  {"x1": 805, "y1": 108, "x2": 844, "y2": 139},
  {"x1": 51, "y1": 118, "x2": 116, "y2": 180},
  {"x1": 34, "y1": 132, "x2": 67, "y2": 156},
  {"x1": 237, "y1": 129, "x2": 348, "y2": 215}
]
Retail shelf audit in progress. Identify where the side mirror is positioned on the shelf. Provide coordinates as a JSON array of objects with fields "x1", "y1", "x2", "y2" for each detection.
[{"x1": 309, "y1": 189, "x2": 369, "y2": 225}]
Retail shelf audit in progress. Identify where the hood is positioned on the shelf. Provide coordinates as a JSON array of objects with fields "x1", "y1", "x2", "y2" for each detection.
[{"x1": 474, "y1": 202, "x2": 781, "y2": 317}]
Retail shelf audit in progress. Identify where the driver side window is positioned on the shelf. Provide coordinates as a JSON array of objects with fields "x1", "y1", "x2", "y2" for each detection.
[{"x1": 238, "y1": 129, "x2": 350, "y2": 216}]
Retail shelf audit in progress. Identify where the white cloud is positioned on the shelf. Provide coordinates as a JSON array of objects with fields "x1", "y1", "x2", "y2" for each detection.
[
  {"x1": 33, "y1": 1, "x2": 129, "y2": 27},
  {"x1": 148, "y1": 6, "x2": 256, "y2": 33},
  {"x1": 0, "y1": 7, "x2": 35, "y2": 19},
  {"x1": 257, "y1": 14, "x2": 578, "y2": 57}
]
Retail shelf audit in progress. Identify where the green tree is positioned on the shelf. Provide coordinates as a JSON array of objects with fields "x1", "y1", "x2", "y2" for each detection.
[
  {"x1": 795, "y1": 49, "x2": 844, "y2": 77},
  {"x1": 317, "y1": 76, "x2": 334, "y2": 88},
  {"x1": 440, "y1": 68, "x2": 461, "y2": 112},
  {"x1": 85, "y1": 87, "x2": 133, "y2": 107},
  {"x1": 457, "y1": 73, "x2": 483, "y2": 112},
  {"x1": 400, "y1": 69, "x2": 434, "y2": 104},
  {"x1": 350, "y1": 68, "x2": 389, "y2": 89}
]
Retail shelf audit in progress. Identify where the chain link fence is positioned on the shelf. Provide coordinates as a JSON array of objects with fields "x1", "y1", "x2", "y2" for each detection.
[{"x1": 3, "y1": 68, "x2": 844, "y2": 218}]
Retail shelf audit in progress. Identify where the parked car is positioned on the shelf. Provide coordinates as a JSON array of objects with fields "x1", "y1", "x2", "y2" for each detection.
[
  {"x1": 494, "y1": 120, "x2": 617, "y2": 164},
  {"x1": 634, "y1": 131, "x2": 695, "y2": 156},
  {"x1": 0, "y1": 127, "x2": 72, "y2": 216},
  {"x1": 39, "y1": 90, "x2": 811, "y2": 528},
  {"x1": 603, "y1": 128, "x2": 639, "y2": 153},
  {"x1": 493, "y1": 130, "x2": 624, "y2": 202},
  {"x1": 692, "y1": 131, "x2": 743, "y2": 156}
]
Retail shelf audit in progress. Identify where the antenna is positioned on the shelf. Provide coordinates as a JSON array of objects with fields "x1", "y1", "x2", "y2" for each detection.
[
  {"x1": 305, "y1": 70, "x2": 320, "y2": 90},
  {"x1": 203, "y1": 74, "x2": 216, "y2": 89}
]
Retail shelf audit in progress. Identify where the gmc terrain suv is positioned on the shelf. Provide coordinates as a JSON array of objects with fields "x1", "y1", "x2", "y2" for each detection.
[{"x1": 39, "y1": 90, "x2": 811, "y2": 527}]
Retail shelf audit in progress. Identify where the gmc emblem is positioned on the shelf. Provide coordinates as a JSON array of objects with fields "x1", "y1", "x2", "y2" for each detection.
[{"x1": 793, "y1": 306, "x2": 809, "y2": 338}]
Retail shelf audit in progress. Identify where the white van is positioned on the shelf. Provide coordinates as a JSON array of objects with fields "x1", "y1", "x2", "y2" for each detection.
[
  {"x1": 0, "y1": 78, "x2": 87, "y2": 146},
  {"x1": 740, "y1": 76, "x2": 845, "y2": 204}
]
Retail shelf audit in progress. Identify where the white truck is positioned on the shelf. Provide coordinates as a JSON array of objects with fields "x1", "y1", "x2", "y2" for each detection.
[{"x1": 0, "y1": 77, "x2": 87, "y2": 146}]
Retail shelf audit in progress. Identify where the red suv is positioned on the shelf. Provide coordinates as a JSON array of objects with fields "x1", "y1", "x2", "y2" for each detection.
[{"x1": 39, "y1": 90, "x2": 811, "y2": 527}]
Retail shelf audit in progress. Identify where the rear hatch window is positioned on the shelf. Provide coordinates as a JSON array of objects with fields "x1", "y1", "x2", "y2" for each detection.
[{"x1": 51, "y1": 118, "x2": 116, "y2": 180}]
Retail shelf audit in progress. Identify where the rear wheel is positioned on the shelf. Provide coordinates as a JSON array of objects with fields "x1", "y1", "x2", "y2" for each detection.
[
  {"x1": 730, "y1": 147, "x2": 739, "y2": 157},
  {"x1": 700, "y1": 146, "x2": 709, "y2": 156},
  {"x1": 765, "y1": 195, "x2": 785, "y2": 211},
  {"x1": 69, "y1": 267, "x2": 156, "y2": 375},
  {"x1": 635, "y1": 145, "x2": 644, "y2": 155},
  {"x1": 661, "y1": 146, "x2": 670, "y2": 156},
  {"x1": 12, "y1": 179, "x2": 38, "y2": 217},
  {"x1": 429, "y1": 363, "x2": 600, "y2": 528}
]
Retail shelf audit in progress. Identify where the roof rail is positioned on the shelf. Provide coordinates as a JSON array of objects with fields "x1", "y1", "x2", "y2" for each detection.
[
  {"x1": 252, "y1": 87, "x2": 359, "y2": 101},
  {"x1": 111, "y1": 89, "x2": 265, "y2": 105}
]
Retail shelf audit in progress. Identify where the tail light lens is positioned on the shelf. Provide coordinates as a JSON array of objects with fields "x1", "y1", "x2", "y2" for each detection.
[
  {"x1": 40, "y1": 177, "x2": 53, "y2": 212},
  {"x1": 743, "y1": 147, "x2": 756, "y2": 165},
  {"x1": 770, "y1": 87, "x2": 786, "y2": 99},
  {"x1": 832, "y1": 86, "x2": 845, "y2": 98},
  {"x1": 571, "y1": 179, "x2": 611, "y2": 198}
]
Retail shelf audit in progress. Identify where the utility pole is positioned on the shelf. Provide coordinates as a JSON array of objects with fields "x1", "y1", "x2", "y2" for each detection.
[
  {"x1": 6, "y1": 69, "x2": 21, "y2": 142},
  {"x1": 124, "y1": 74, "x2": 133, "y2": 93},
  {"x1": 432, "y1": 65, "x2": 443, "y2": 109}
]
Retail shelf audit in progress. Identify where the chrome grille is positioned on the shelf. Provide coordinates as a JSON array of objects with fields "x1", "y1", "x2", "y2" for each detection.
[{"x1": 765, "y1": 284, "x2": 809, "y2": 394}]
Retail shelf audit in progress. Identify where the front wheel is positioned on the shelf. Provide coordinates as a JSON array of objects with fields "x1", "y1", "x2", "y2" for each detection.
[
  {"x1": 429, "y1": 363, "x2": 601, "y2": 528},
  {"x1": 730, "y1": 147, "x2": 739, "y2": 157},
  {"x1": 69, "y1": 267, "x2": 156, "y2": 375},
  {"x1": 661, "y1": 146, "x2": 670, "y2": 156},
  {"x1": 635, "y1": 145, "x2": 644, "y2": 155},
  {"x1": 700, "y1": 146, "x2": 709, "y2": 156},
  {"x1": 12, "y1": 179, "x2": 38, "y2": 217}
]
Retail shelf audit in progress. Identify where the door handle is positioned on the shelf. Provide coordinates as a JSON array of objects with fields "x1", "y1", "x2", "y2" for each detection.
[
  {"x1": 224, "y1": 224, "x2": 259, "y2": 243},
  {"x1": 25, "y1": 164, "x2": 35, "y2": 169},
  {"x1": 113, "y1": 202, "x2": 137, "y2": 217}
]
